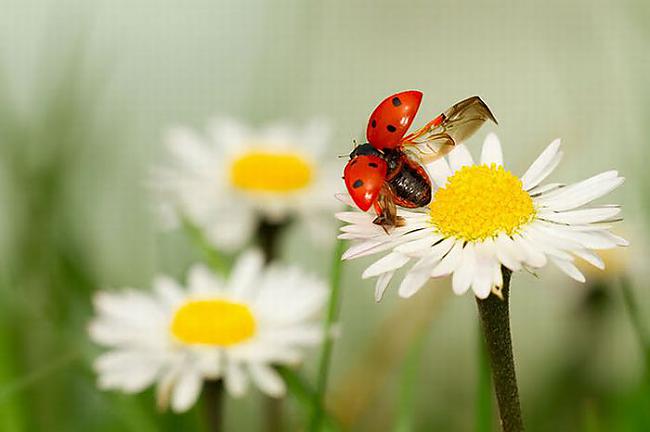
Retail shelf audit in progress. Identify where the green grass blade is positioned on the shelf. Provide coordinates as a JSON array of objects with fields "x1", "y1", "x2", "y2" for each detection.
[
  {"x1": 277, "y1": 367, "x2": 341, "y2": 432},
  {"x1": 309, "y1": 236, "x2": 346, "y2": 431},
  {"x1": 620, "y1": 276, "x2": 650, "y2": 379},
  {"x1": 393, "y1": 330, "x2": 427, "y2": 432},
  {"x1": 182, "y1": 217, "x2": 230, "y2": 275}
]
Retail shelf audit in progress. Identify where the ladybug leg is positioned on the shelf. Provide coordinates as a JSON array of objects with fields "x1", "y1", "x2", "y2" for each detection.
[{"x1": 372, "y1": 185, "x2": 405, "y2": 231}]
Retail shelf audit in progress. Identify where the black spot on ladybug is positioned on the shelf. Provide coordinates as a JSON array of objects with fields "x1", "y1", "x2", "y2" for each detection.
[
  {"x1": 392, "y1": 97, "x2": 401, "y2": 107},
  {"x1": 387, "y1": 124, "x2": 397, "y2": 132},
  {"x1": 352, "y1": 179, "x2": 363, "y2": 188},
  {"x1": 371, "y1": 119, "x2": 376, "y2": 128},
  {"x1": 368, "y1": 162, "x2": 378, "y2": 168}
]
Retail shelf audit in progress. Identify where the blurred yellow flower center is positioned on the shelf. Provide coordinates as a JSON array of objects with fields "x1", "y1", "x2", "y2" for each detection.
[
  {"x1": 170, "y1": 300, "x2": 256, "y2": 346},
  {"x1": 429, "y1": 164, "x2": 535, "y2": 241},
  {"x1": 229, "y1": 151, "x2": 313, "y2": 193}
]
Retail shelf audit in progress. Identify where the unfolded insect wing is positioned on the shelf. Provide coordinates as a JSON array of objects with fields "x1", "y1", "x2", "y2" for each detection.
[
  {"x1": 344, "y1": 155, "x2": 388, "y2": 212},
  {"x1": 402, "y1": 96, "x2": 497, "y2": 163}
]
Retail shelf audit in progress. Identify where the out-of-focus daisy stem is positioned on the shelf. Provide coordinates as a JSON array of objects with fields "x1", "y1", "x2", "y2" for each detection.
[
  {"x1": 202, "y1": 380, "x2": 224, "y2": 432},
  {"x1": 257, "y1": 219, "x2": 291, "y2": 432},
  {"x1": 310, "y1": 236, "x2": 346, "y2": 432},
  {"x1": 257, "y1": 219, "x2": 291, "y2": 263},
  {"x1": 475, "y1": 268, "x2": 524, "y2": 432}
]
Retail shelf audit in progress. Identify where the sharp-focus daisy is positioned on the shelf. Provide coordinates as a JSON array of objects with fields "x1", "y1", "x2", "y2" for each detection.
[
  {"x1": 88, "y1": 250, "x2": 327, "y2": 412},
  {"x1": 336, "y1": 133, "x2": 627, "y2": 301},
  {"x1": 152, "y1": 117, "x2": 339, "y2": 252}
]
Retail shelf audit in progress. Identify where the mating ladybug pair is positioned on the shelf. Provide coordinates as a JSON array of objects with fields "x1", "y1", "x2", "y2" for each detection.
[{"x1": 343, "y1": 90, "x2": 497, "y2": 228}]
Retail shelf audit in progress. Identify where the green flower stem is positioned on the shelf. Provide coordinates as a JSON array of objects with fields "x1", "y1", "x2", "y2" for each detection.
[
  {"x1": 276, "y1": 367, "x2": 341, "y2": 432},
  {"x1": 257, "y1": 219, "x2": 291, "y2": 432},
  {"x1": 202, "y1": 380, "x2": 224, "y2": 432},
  {"x1": 476, "y1": 324, "x2": 494, "y2": 432},
  {"x1": 257, "y1": 219, "x2": 291, "y2": 263},
  {"x1": 309, "y1": 237, "x2": 346, "y2": 432},
  {"x1": 475, "y1": 268, "x2": 524, "y2": 432}
]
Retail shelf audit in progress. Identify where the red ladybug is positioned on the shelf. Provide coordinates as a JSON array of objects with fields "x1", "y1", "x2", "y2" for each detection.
[{"x1": 344, "y1": 90, "x2": 497, "y2": 228}]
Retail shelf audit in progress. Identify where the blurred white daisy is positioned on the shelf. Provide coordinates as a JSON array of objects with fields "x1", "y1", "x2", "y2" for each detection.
[
  {"x1": 89, "y1": 250, "x2": 327, "y2": 412},
  {"x1": 152, "y1": 117, "x2": 339, "y2": 252},
  {"x1": 336, "y1": 133, "x2": 627, "y2": 301}
]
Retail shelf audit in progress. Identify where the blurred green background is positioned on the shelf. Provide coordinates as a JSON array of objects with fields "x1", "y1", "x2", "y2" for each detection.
[{"x1": 0, "y1": 0, "x2": 649, "y2": 430}]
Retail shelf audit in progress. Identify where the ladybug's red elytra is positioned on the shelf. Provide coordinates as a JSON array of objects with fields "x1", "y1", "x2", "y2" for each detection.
[
  {"x1": 366, "y1": 90, "x2": 423, "y2": 150},
  {"x1": 344, "y1": 91, "x2": 497, "y2": 229}
]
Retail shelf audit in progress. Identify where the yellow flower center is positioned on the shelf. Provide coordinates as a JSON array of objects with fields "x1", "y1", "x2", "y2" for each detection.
[
  {"x1": 429, "y1": 164, "x2": 535, "y2": 241},
  {"x1": 229, "y1": 150, "x2": 314, "y2": 193},
  {"x1": 170, "y1": 299, "x2": 256, "y2": 346}
]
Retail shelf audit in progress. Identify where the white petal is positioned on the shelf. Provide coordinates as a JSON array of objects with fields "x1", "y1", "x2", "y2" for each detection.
[
  {"x1": 472, "y1": 269, "x2": 494, "y2": 300},
  {"x1": 536, "y1": 172, "x2": 624, "y2": 211},
  {"x1": 94, "y1": 350, "x2": 163, "y2": 393},
  {"x1": 472, "y1": 243, "x2": 498, "y2": 299},
  {"x1": 225, "y1": 361, "x2": 248, "y2": 397},
  {"x1": 262, "y1": 325, "x2": 323, "y2": 346},
  {"x1": 452, "y1": 245, "x2": 476, "y2": 295},
  {"x1": 335, "y1": 211, "x2": 374, "y2": 224},
  {"x1": 362, "y1": 252, "x2": 410, "y2": 279},
  {"x1": 342, "y1": 240, "x2": 401, "y2": 260},
  {"x1": 447, "y1": 144, "x2": 474, "y2": 172},
  {"x1": 538, "y1": 206, "x2": 621, "y2": 225},
  {"x1": 602, "y1": 231, "x2": 629, "y2": 247},
  {"x1": 395, "y1": 233, "x2": 444, "y2": 255},
  {"x1": 430, "y1": 240, "x2": 464, "y2": 277},
  {"x1": 425, "y1": 158, "x2": 453, "y2": 187},
  {"x1": 573, "y1": 249, "x2": 605, "y2": 269},
  {"x1": 153, "y1": 275, "x2": 185, "y2": 307},
  {"x1": 188, "y1": 264, "x2": 222, "y2": 296},
  {"x1": 480, "y1": 133, "x2": 503, "y2": 166},
  {"x1": 375, "y1": 271, "x2": 395, "y2": 302},
  {"x1": 493, "y1": 264, "x2": 503, "y2": 288},
  {"x1": 208, "y1": 117, "x2": 250, "y2": 155},
  {"x1": 550, "y1": 257, "x2": 586, "y2": 282},
  {"x1": 249, "y1": 364, "x2": 286, "y2": 397},
  {"x1": 396, "y1": 247, "x2": 450, "y2": 299},
  {"x1": 398, "y1": 269, "x2": 430, "y2": 298},
  {"x1": 521, "y1": 139, "x2": 561, "y2": 190},
  {"x1": 521, "y1": 230, "x2": 573, "y2": 261},
  {"x1": 512, "y1": 235, "x2": 547, "y2": 268},
  {"x1": 494, "y1": 234, "x2": 523, "y2": 272},
  {"x1": 171, "y1": 371, "x2": 202, "y2": 413},
  {"x1": 228, "y1": 249, "x2": 264, "y2": 298},
  {"x1": 528, "y1": 182, "x2": 564, "y2": 197},
  {"x1": 165, "y1": 127, "x2": 213, "y2": 171},
  {"x1": 541, "y1": 228, "x2": 618, "y2": 250}
]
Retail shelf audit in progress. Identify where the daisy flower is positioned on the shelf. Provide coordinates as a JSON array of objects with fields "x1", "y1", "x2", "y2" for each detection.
[
  {"x1": 152, "y1": 117, "x2": 339, "y2": 252},
  {"x1": 336, "y1": 133, "x2": 627, "y2": 301},
  {"x1": 88, "y1": 250, "x2": 327, "y2": 412}
]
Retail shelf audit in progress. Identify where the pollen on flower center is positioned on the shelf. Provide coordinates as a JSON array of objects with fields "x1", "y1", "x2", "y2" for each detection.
[
  {"x1": 170, "y1": 299, "x2": 256, "y2": 346},
  {"x1": 229, "y1": 150, "x2": 313, "y2": 193},
  {"x1": 429, "y1": 164, "x2": 535, "y2": 241}
]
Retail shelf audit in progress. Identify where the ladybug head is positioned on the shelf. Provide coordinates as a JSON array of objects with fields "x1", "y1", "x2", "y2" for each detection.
[
  {"x1": 343, "y1": 154, "x2": 388, "y2": 212},
  {"x1": 349, "y1": 142, "x2": 383, "y2": 159}
]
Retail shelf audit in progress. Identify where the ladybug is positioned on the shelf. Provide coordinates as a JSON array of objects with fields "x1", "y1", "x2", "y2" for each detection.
[{"x1": 344, "y1": 90, "x2": 497, "y2": 228}]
